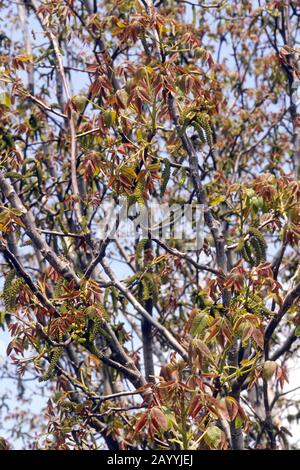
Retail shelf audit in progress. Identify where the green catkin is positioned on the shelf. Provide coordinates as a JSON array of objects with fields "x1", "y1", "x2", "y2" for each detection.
[
  {"x1": 127, "y1": 194, "x2": 137, "y2": 212},
  {"x1": 133, "y1": 181, "x2": 145, "y2": 206},
  {"x1": 141, "y1": 278, "x2": 150, "y2": 301},
  {"x1": 249, "y1": 237, "x2": 263, "y2": 266},
  {"x1": 195, "y1": 113, "x2": 213, "y2": 147},
  {"x1": 126, "y1": 268, "x2": 158, "y2": 303},
  {"x1": 2, "y1": 271, "x2": 25, "y2": 312},
  {"x1": 104, "y1": 287, "x2": 109, "y2": 307},
  {"x1": 59, "y1": 401, "x2": 79, "y2": 412},
  {"x1": 248, "y1": 226, "x2": 266, "y2": 244},
  {"x1": 93, "y1": 316, "x2": 103, "y2": 333},
  {"x1": 241, "y1": 245, "x2": 250, "y2": 264},
  {"x1": 160, "y1": 158, "x2": 171, "y2": 197},
  {"x1": 111, "y1": 286, "x2": 119, "y2": 312},
  {"x1": 136, "y1": 238, "x2": 149, "y2": 264},
  {"x1": 259, "y1": 305, "x2": 273, "y2": 317},
  {"x1": 86, "y1": 306, "x2": 106, "y2": 329},
  {"x1": 235, "y1": 238, "x2": 245, "y2": 253},
  {"x1": 88, "y1": 322, "x2": 97, "y2": 344},
  {"x1": 191, "y1": 120, "x2": 208, "y2": 145},
  {"x1": 239, "y1": 226, "x2": 267, "y2": 266},
  {"x1": 88, "y1": 340, "x2": 103, "y2": 359},
  {"x1": 88, "y1": 323, "x2": 96, "y2": 344},
  {"x1": 242, "y1": 241, "x2": 256, "y2": 266},
  {"x1": 142, "y1": 272, "x2": 158, "y2": 303},
  {"x1": 86, "y1": 319, "x2": 104, "y2": 358},
  {"x1": 40, "y1": 346, "x2": 63, "y2": 381},
  {"x1": 248, "y1": 226, "x2": 267, "y2": 259},
  {"x1": 2, "y1": 270, "x2": 16, "y2": 311},
  {"x1": 180, "y1": 109, "x2": 196, "y2": 131},
  {"x1": 3, "y1": 270, "x2": 16, "y2": 287},
  {"x1": 97, "y1": 303, "x2": 110, "y2": 322},
  {"x1": 125, "y1": 271, "x2": 142, "y2": 286},
  {"x1": 86, "y1": 306, "x2": 111, "y2": 348}
]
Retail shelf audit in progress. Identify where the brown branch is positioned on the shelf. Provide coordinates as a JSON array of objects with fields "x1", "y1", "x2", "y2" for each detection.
[
  {"x1": 264, "y1": 281, "x2": 300, "y2": 359},
  {"x1": 152, "y1": 238, "x2": 221, "y2": 276},
  {"x1": 271, "y1": 329, "x2": 298, "y2": 362},
  {"x1": 0, "y1": 173, "x2": 80, "y2": 284},
  {"x1": 167, "y1": 93, "x2": 228, "y2": 278},
  {"x1": 175, "y1": 0, "x2": 225, "y2": 7},
  {"x1": 100, "y1": 320, "x2": 146, "y2": 388},
  {"x1": 30, "y1": 0, "x2": 83, "y2": 226},
  {"x1": 93, "y1": 389, "x2": 147, "y2": 403},
  {"x1": 0, "y1": 237, "x2": 58, "y2": 315},
  {"x1": 100, "y1": 258, "x2": 188, "y2": 360},
  {"x1": 263, "y1": 378, "x2": 276, "y2": 449},
  {"x1": 146, "y1": 0, "x2": 243, "y2": 449},
  {"x1": 37, "y1": 229, "x2": 84, "y2": 238}
]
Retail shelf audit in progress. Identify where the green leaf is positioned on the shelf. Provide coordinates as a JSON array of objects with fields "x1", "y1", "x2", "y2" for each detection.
[
  {"x1": 191, "y1": 312, "x2": 208, "y2": 336},
  {"x1": 234, "y1": 415, "x2": 244, "y2": 429},
  {"x1": 204, "y1": 425, "x2": 223, "y2": 448},
  {"x1": 0, "y1": 92, "x2": 11, "y2": 108},
  {"x1": 210, "y1": 195, "x2": 226, "y2": 206},
  {"x1": 263, "y1": 360, "x2": 277, "y2": 381},
  {"x1": 191, "y1": 338, "x2": 212, "y2": 360},
  {"x1": 136, "y1": 128, "x2": 144, "y2": 142},
  {"x1": 295, "y1": 326, "x2": 300, "y2": 337},
  {"x1": 150, "y1": 407, "x2": 168, "y2": 431}
]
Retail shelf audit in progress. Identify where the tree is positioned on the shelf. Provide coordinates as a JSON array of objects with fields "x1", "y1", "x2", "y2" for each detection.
[{"x1": 0, "y1": 0, "x2": 299, "y2": 450}]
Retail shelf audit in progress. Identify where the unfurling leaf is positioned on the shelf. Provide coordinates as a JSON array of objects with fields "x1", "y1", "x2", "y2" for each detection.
[
  {"x1": 263, "y1": 360, "x2": 277, "y2": 381},
  {"x1": 204, "y1": 425, "x2": 223, "y2": 449},
  {"x1": 150, "y1": 407, "x2": 168, "y2": 432}
]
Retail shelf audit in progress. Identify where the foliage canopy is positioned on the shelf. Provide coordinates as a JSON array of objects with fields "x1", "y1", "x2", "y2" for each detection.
[{"x1": 0, "y1": 0, "x2": 300, "y2": 450}]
